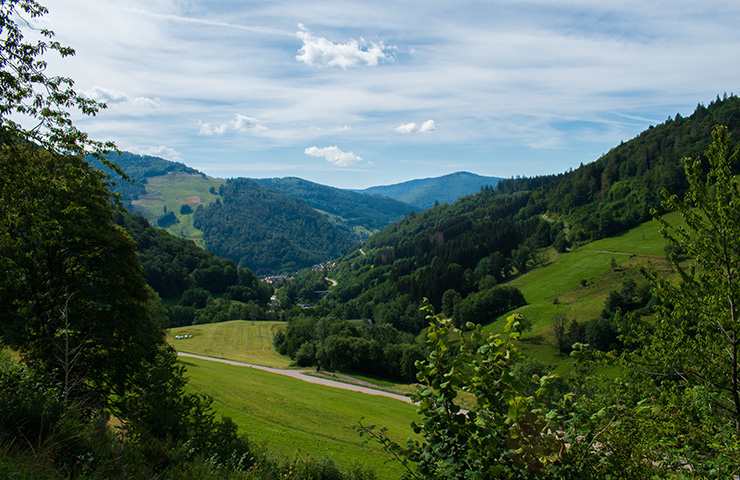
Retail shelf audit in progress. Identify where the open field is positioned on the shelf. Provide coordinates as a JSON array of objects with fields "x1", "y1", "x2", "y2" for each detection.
[
  {"x1": 485, "y1": 214, "x2": 676, "y2": 368},
  {"x1": 131, "y1": 173, "x2": 223, "y2": 246},
  {"x1": 181, "y1": 357, "x2": 416, "y2": 479},
  {"x1": 167, "y1": 320, "x2": 291, "y2": 368}
]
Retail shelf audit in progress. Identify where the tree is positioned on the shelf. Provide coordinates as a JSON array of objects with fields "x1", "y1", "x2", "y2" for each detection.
[
  {"x1": 359, "y1": 306, "x2": 564, "y2": 479},
  {"x1": 0, "y1": 0, "x2": 112, "y2": 157},
  {"x1": 648, "y1": 125, "x2": 740, "y2": 432},
  {"x1": 0, "y1": 147, "x2": 163, "y2": 407}
]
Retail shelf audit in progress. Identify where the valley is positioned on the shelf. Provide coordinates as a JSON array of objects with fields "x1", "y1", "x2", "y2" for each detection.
[{"x1": 3, "y1": 2, "x2": 739, "y2": 477}]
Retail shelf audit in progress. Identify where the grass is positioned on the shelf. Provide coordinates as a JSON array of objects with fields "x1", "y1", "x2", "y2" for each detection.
[
  {"x1": 181, "y1": 357, "x2": 417, "y2": 479},
  {"x1": 167, "y1": 320, "x2": 291, "y2": 368},
  {"x1": 132, "y1": 173, "x2": 223, "y2": 246},
  {"x1": 484, "y1": 214, "x2": 677, "y2": 369}
]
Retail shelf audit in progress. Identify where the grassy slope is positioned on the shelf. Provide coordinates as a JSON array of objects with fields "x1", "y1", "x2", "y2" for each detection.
[
  {"x1": 485, "y1": 214, "x2": 676, "y2": 368},
  {"x1": 167, "y1": 321, "x2": 290, "y2": 368},
  {"x1": 181, "y1": 357, "x2": 416, "y2": 479},
  {"x1": 132, "y1": 173, "x2": 223, "y2": 246}
]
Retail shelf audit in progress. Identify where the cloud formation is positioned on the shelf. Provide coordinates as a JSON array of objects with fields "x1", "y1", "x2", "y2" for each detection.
[
  {"x1": 84, "y1": 86, "x2": 160, "y2": 109},
  {"x1": 296, "y1": 25, "x2": 391, "y2": 69},
  {"x1": 304, "y1": 145, "x2": 362, "y2": 167},
  {"x1": 199, "y1": 114, "x2": 266, "y2": 136},
  {"x1": 128, "y1": 144, "x2": 182, "y2": 161},
  {"x1": 396, "y1": 119, "x2": 436, "y2": 134}
]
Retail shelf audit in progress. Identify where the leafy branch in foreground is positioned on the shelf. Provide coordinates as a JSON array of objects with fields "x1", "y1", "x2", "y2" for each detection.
[
  {"x1": 359, "y1": 304, "x2": 567, "y2": 479},
  {"x1": 0, "y1": 0, "x2": 113, "y2": 156}
]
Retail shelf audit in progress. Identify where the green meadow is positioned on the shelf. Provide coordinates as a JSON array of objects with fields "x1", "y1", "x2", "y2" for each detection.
[
  {"x1": 132, "y1": 173, "x2": 223, "y2": 246},
  {"x1": 167, "y1": 320, "x2": 290, "y2": 368},
  {"x1": 486, "y1": 214, "x2": 675, "y2": 367},
  {"x1": 181, "y1": 357, "x2": 417, "y2": 479}
]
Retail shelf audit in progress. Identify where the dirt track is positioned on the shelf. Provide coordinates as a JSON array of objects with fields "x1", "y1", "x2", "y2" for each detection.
[{"x1": 177, "y1": 351, "x2": 413, "y2": 404}]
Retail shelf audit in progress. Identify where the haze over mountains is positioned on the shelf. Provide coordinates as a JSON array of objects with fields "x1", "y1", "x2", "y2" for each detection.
[
  {"x1": 359, "y1": 171, "x2": 502, "y2": 209},
  {"x1": 94, "y1": 154, "x2": 499, "y2": 274}
]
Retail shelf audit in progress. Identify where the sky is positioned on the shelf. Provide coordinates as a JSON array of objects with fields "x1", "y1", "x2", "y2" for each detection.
[{"x1": 42, "y1": 0, "x2": 740, "y2": 188}]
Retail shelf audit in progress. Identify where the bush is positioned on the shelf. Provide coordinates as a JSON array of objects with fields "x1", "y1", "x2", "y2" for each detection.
[
  {"x1": 295, "y1": 342, "x2": 316, "y2": 367},
  {"x1": 180, "y1": 204, "x2": 193, "y2": 215},
  {"x1": 454, "y1": 286, "x2": 526, "y2": 326},
  {"x1": 180, "y1": 287, "x2": 211, "y2": 309},
  {"x1": 157, "y1": 211, "x2": 179, "y2": 228},
  {"x1": 168, "y1": 305, "x2": 197, "y2": 327}
]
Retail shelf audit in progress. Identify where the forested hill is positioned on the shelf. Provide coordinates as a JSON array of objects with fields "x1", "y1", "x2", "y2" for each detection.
[
  {"x1": 359, "y1": 171, "x2": 502, "y2": 208},
  {"x1": 194, "y1": 178, "x2": 359, "y2": 274},
  {"x1": 253, "y1": 177, "x2": 418, "y2": 232},
  {"x1": 314, "y1": 95, "x2": 740, "y2": 330},
  {"x1": 88, "y1": 151, "x2": 202, "y2": 203}
]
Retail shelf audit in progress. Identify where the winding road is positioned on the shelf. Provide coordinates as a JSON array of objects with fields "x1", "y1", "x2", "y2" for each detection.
[{"x1": 177, "y1": 352, "x2": 412, "y2": 404}]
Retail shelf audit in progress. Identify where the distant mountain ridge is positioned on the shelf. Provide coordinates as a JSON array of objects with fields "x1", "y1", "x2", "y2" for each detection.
[{"x1": 359, "y1": 171, "x2": 502, "y2": 209}]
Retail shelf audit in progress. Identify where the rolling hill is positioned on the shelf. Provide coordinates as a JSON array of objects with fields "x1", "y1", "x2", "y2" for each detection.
[{"x1": 359, "y1": 171, "x2": 502, "y2": 208}]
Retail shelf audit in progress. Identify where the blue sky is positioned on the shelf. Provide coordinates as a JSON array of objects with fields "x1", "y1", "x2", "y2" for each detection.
[{"x1": 46, "y1": 0, "x2": 740, "y2": 188}]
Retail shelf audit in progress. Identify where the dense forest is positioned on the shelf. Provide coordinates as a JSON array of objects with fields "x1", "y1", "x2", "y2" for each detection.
[
  {"x1": 253, "y1": 177, "x2": 417, "y2": 232},
  {"x1": 194, "y1": 178, "x2": 360, "y2": 273},
  {"x1": 120, "y1": 212, "x2": 274, "y2": 327}
]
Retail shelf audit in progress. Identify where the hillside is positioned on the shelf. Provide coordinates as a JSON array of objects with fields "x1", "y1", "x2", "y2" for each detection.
[
  {"x1": 194, "y1": 178, "x2": 359, "y2": 274},
  {"x1": 280, "y1": 95, "x2": 740, "y2": 374},
  {"x1": 360, "y1": 171, "x2": 502, "y2": 208},
  {"x1": 253, "y1": 176, "x2": 417, "y2": 234}
]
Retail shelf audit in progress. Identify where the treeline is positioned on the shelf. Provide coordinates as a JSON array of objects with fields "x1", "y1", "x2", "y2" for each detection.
[
  {"x1": 194, "y1": 178, "x2": 359, "y2": 274},
  {"x1": 120, "y1": 212, "x2": 274, "y2": 327},
  {"x1": 274, "y1": 318, "x2": 424, "y2": 381}
]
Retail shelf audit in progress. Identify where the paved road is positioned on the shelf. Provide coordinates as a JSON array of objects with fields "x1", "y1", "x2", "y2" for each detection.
[{"x1": 177, "y1": 351, "x2": 413, "y2": 404}]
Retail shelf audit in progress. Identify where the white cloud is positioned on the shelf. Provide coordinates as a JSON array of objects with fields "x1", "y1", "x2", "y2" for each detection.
[
  {"x1": 418, "y1": 119, "x2": 436, "y2": 132},
  {"x1": 132, "y1": 145, "x2": 182, "y2": 161},
  {"x1": 84, "y1": 86, "x2": 160, "y2": 109},
  {"x1": 304, "y1": 145, "x2": 362, "y2": 167},
  {"x1": 296, "y1": 25, "x2": 392, "y2": 69},
  {"x1": 396, "y1": 119, "x2": 436, "y2": 134},
  {"x1": 198, "y1": 114, "x2": 267, "y2": 136},
  {"x1": 395, "y1": 122, "x2": 417, "y2": 134}
]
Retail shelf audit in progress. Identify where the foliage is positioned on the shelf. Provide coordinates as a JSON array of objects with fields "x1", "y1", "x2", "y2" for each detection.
[
  {"x1": 120, "y1": 213, "x2": 272, "y2": 327},
  {"x1": 0, "y1": 146, "x2": 163, "y2": 406},
  {"x1": 359, "y1": 307, "x2": 566, "y2": 479},
  {"x1": 0, "y1": 0, "x2": 111, "y2": 156},
  {"x1": 638, "y1": 124, "x2": 740, "y2": 444},
  {"x1": 274, "y1": 316, "x2": 422, "y2": 381}
]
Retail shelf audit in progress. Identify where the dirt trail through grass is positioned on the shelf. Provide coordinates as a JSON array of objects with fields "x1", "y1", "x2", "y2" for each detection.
[{"x1": 177, "y1": 352, "x2": 412, "y2": 404}]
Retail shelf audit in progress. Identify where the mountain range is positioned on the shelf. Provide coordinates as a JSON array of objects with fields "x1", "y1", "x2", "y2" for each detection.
[{"x1": 93, "y1": 154, "x2": 499, "y2": 274}]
